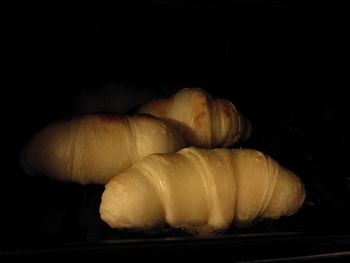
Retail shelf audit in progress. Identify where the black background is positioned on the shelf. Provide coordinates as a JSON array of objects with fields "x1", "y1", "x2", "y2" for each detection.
[
  {"x1": 2, "y1": 1, "x2": 350, "y2": 260},
  {"x1": 8, "y1": 1, "x2": 349, "y2": 171}
]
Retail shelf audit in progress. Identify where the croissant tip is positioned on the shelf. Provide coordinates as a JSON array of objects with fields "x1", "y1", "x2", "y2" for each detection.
[{"x1": 239, "y1": 115, "x2": 252, "y2": 142}]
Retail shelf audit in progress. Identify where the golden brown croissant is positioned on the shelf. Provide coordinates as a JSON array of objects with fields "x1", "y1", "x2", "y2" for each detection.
[
  {"x1": 20, "y1": 113, "x2": 186, "y2": 184},
  {"x1": 100, "y1": 147, "x2": 305, "y2": 234},
  {"x1": 137, "y1": 88, "x2": 251, "y2": 148}
]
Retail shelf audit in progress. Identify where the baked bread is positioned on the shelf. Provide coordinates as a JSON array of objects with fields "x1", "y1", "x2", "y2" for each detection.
[
  {"x1": 20, "y1": 113, "x2": 186, "y2": 184},
  {"x1": 138, "y1": 88, "x2": 251, "y2": 148},
  {"x1": 100, "y1": 147, "x2": 305, "y2": 234}
]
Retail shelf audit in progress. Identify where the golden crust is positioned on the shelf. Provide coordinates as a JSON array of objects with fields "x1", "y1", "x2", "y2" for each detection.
[
  {"x1": 100, "y1": 147, "x2": 306, "y2": 234},
  {"x1": 21, "y1": 113, "x2": 186, "y2": 184},
  {"x1": 138, "y1": 88, "x2": 251, "y2": 148}
]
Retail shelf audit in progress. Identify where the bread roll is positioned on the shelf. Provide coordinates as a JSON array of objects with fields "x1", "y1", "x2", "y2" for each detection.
[
  {"x1": 100, "y1": 147, "x2": 305, "y2": 234},
  {"x1": 138, "y1": 88, "x2": 251, "y2": 148},
  {"x1": 20, "y1": 113, "x2": 186, "y2": 184}
]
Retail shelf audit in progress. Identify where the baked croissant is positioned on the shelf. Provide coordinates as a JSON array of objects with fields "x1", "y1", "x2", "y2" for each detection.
[
  {"x1": 20, "y1": 113, "x2": 186, "y2": 184},
  {"x1": 100, "y1": 147, "x2": 305, "y2": 234},
  {"x1": 137, "y1": 88, "x2": 252, "y2": 148}
]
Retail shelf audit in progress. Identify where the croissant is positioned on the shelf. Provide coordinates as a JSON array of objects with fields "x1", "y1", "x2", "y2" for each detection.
[
  {"x1": 20, "y1": 113, "x2": 186, "y2": 185},
  {"x1": 100, "y1": 147, "x2": 305, "y2": 234},
  {"x1": 137, "y1": 88, "x2": 252, "y2": 148}
]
